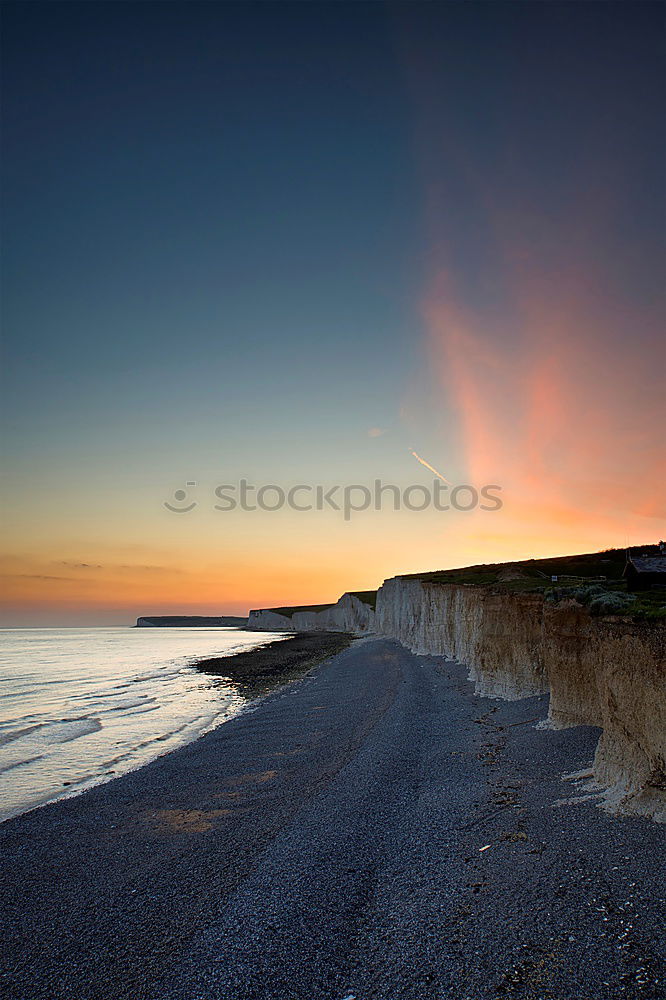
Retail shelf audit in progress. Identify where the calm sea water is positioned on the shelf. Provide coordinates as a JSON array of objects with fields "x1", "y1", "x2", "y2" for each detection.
[{"x1": 0, "y1": 627, "x2": 285, "y2": 823}]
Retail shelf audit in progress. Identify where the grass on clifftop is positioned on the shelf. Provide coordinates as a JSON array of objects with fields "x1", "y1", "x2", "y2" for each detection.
[
  {"x1": 403, "y1": 547, "x2": 666, "y2": 621},
  {"x1": 268, "y1": 603, "x2": 334, "y2": 618},
  {"x1": 405, "y1": 548, "x2": 629, "y2": 585},
  {"x1": 349, "y1": 590, "x2": 377, "y2": 610},
  {"x1": 266, "y1": 590, "x2": 377, "y2": 618}
]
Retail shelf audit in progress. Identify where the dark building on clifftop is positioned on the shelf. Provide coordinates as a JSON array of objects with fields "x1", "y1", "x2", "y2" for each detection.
[{"x1": 624, "y1": 543, "x2": 666, "y2": 592}]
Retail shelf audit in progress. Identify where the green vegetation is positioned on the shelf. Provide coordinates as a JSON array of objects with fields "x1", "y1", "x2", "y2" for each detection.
[
  {"x1": 545, "y1": 584, "x2": 637, "y2": 616},
  {"x1": 349, "y1": 590, "x2": 377, "y2": 610},
  {"x1": 544, "y1": 583, "x2": 666, "y2": 620},
  {"x1": 628, "y1": 594, "x2": 666, "y2": 620},
  {"x1": 266, "y1": 590, "x2": 377, "y2": 617},
  {"x1": 406, "y1": 548, "x2": 629, "y2": 587},
  {"x1": 267, "y1": 604, "x2": 334, "y2": 619},
  {"x1": 404, "y1": 547, "x2": 666, "y2": 620}
]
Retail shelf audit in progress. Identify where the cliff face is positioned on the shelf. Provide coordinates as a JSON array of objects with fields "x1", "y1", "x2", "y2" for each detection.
[
  {"x1": 246, "y1": 609, "x2": 296, "y2": 631},
  {"x1": 375, "y1": 578, "x2": 548, "y2": 700},
  {"x1": 247, "y1": 574, "x2": 664, "y2": 819},
  {"x1": 547, "y1": 614, "x2": 665, "y2": 820},
  {"x1": 247, "y1": 593, "x2": 375, "y2": 634},
  {"x1": 376, "y1": 577, "x2": 665, "y2": 821}
]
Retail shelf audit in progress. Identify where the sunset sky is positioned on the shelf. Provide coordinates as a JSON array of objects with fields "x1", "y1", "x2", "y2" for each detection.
[{"x1": 2, "y1": 1, "x2": 664, "y2": 625}]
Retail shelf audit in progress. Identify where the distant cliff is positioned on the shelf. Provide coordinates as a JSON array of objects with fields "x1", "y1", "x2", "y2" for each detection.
[
  {"x1": 135, "y1": 615, "x2": 247, "y2": 628},
  {"x1": 247, "y1": 592, "x2": 375, "y2": 634}
]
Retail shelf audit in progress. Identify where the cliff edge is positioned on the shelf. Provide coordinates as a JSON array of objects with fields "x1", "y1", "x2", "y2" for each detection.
[{"x1": 376, "y1": 575, "x2": 665, "y2": 821}]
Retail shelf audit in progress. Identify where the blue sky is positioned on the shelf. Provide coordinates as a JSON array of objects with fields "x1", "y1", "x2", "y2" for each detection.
[
  {"x1": 2, "y1": 2, "x2": 664, "y2": 623},
  {"x1": 3, "y1": 2, "x2": 419, "y2": 466}
]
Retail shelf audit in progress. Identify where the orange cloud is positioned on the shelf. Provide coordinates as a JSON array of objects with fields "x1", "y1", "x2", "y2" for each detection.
[{"x1": 423, "y1": 258, "x2": 666, "y2": 553}]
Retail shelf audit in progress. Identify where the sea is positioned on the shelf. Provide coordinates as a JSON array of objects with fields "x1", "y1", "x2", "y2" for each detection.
[{"x1": 0, "y1": 627, "x2": 285, "y2": 823}]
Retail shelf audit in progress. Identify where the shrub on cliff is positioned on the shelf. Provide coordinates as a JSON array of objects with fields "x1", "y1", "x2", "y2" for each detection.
[
  {"x1": 587, "y1": 592, "x2": 637, "y2": 616},
  {"x1": 545, "y1": 584, "x2": 637, "y2": 616}
]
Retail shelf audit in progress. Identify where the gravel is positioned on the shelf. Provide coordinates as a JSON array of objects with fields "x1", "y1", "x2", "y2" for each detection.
[{"x1": 1, "y1": 637, "x2": 663, "y2": 999}]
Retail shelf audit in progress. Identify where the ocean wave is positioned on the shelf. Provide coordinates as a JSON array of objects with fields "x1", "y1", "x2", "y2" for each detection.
[
  {"x1": 70, "y1": 690, "x2": 134, "y2": 702},
  {"x1": 0, "y1": 754, "x2": 45, "y2": 774},
  {"x1": 100, "y1": 722, "x2": 193, "y2": 768},
  {"x1": 97, "y1": 697, "x2": 156, "y2": 714},
  {"x1": 0, "y1": 625, "x2": 260, "y2": 821},
  {"x1": 129, "y1": 669, "x2": 182, "y2": 684},
  {"x1": 0, "y1": 724, "x2": 44, "y2": 747},
  {"x1": 39, "y1": 718, "x2": 103, "y2": 744}
]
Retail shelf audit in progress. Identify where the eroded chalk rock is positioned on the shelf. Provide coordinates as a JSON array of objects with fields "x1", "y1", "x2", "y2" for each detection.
[{"x1": 376, "y1": 575, "x2": 665, "y2": 821}]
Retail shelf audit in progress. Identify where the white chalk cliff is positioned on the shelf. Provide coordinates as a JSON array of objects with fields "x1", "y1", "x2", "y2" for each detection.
[
  {"x1": 375, "y1": 576, "x2": 665, "y2": 822},
  {"x1": 248, "y1": 575, "x2": 665, "y2": 820},
  {"x1": 247, "y1": 592, "x2": 375, "y2": 634}
]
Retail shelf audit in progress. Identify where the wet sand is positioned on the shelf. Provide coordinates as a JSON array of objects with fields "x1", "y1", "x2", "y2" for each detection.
[{"x1": 193, "y1": 630, "x2": 352, "y2": 696}]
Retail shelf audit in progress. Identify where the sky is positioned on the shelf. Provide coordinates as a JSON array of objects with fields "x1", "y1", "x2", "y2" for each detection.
[{"x1": 1, "y1": 1, "x2": 664, "y2": 625}]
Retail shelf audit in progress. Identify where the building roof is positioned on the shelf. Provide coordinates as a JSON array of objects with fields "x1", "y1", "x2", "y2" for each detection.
[{"x1": 626, "y1": 554, "x2": 666, "y2": 575}]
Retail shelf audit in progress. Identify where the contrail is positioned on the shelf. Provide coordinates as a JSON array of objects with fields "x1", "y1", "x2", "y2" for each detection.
[{"x1": 410, "y1": 450, "x2": 451, "y2": 485}]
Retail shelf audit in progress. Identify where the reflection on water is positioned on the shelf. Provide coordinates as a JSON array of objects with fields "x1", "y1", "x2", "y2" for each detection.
[{"x1": 0, "y1": 627, "x2": 285, "y2": 822}]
